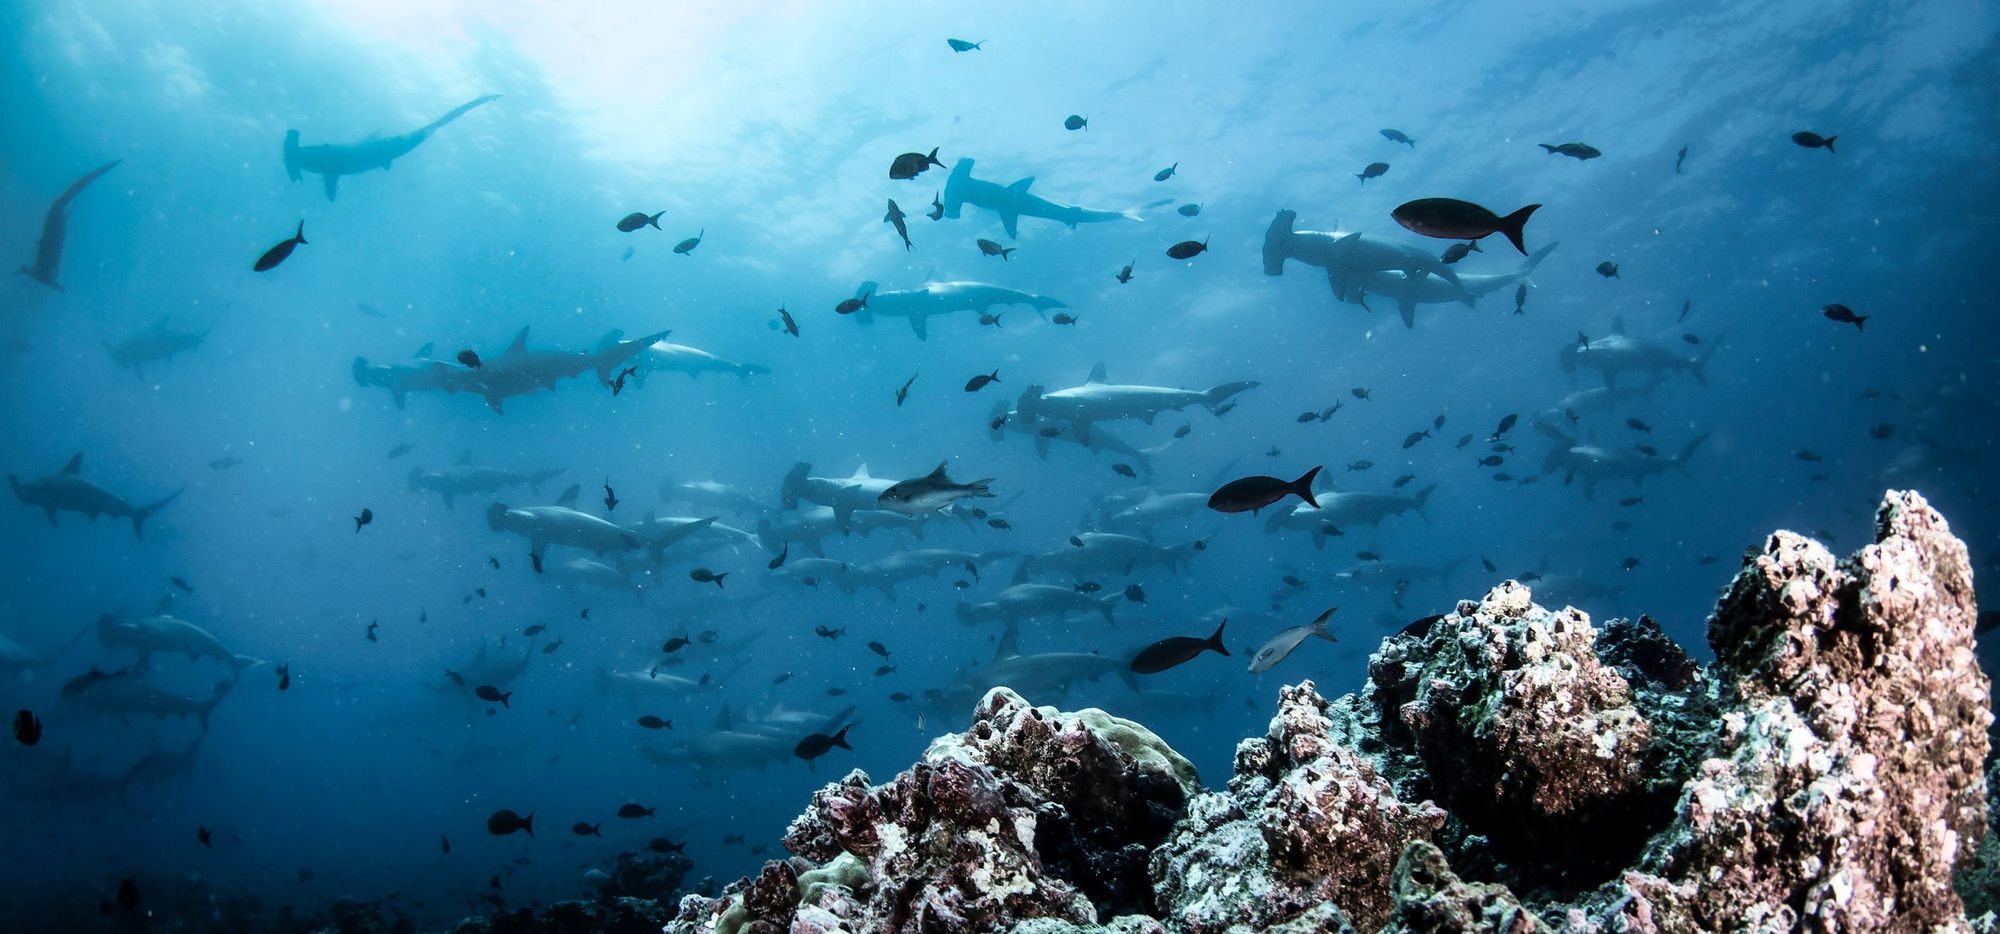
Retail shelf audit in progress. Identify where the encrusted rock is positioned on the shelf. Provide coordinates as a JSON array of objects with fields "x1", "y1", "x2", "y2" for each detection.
[
  {"x1": 1381, "y1": 840, "x2": 1541, "y2": 933},
  {"x1": 1150, "y1": 681, "x2": 1444, "y2": 931}
]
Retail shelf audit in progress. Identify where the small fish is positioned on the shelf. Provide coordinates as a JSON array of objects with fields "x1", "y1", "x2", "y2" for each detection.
[
  {"x1": 1166, "y1": 238, "x2": 1209, "y2": 260},
  {"x1": 875, "y1": 665, "x2": 897, "y2": 676},
  {"x1": 1514, "y1": 282, "x2": 1529, "y2": 314},
  {"x1": 486, "y1": 809, "x2": 534, "y2": 837},
  {"x1": 1675, "y1": 144, "x2": 1688, "y2": 174},
  {"x1": 1381, "y1": 129, "x2": 1416, "y2": 148},
  {"x1": 444, "y1": 669, "x2": 465, "y2": 687},
  {"x1": 689, "y1": 567, "x2": 728, "y2": 589},
  {"x1": 1347, "y1": 460, "x2": 1373, "y2": 471},
  {"x1": 530, "y1": 552, "x2": 543, "y2": 574},
  {"x1": 1351, "y1": 387, "x2": 1371, "y2": 401},
  {"x1": 1265, "y1": 446, "x2": 1282, "y2": 458},
  {"x1": 276, "y1": 663, "x2": 291, "y2": 692},
  {"x1": 946, "y1": 38, "x2": 983, "y2": 52},
  {"x1": 1490, "y1": 414, "x2": 1517, "y2": 439},
  {"x1": 603, "y1": 480, "x2": 619, "y2": 513},
  {"x1": 170, "y1": 575, "x2": 193, "y2": 592},
  {"x1": 1112, "y1": 463, "x2": 1137, "y2": 478},
  {"x1": 1622, "y1": 557, "x2": 1641, "y2": 571},
  {"x1": 1595, "y1": 261, "x2": 1620, "y2": 279},
  {"x1": 1481, "y1": 557, "x2": 1497, "y2": 573},
  {"x1": 1539, "y1": 142, "x2": 1602, "y2": 160},
  {"x1": 673, "y1": 229, "x2": 703, "y2": 254},
  {"x1": 1869, "y1": 422, "x2": 1895, "y2": 440},
  {"x1": 610, "y1": 366, "x2": 638, "y2": 396},
  {"x1": 617, "y1": 803, "x2": 656, "y2": 819},
  {"x1": 457, "y1": 350, "x2": 482, "y2": 369},
  {"x1": 1821, "y1": 304, "x2": 1867, "y2": 331},
  {"x1": 1620, "y1": 496, "x2": 1645, "y2": 507},
  {"x1": 975, "y1": 238, "x2": 1016, "y2": 261},
  {"x1": 1125, "y1": 584, "x2": 1147, "y2": 603},
  {"x1": 1791, "y1": 131, "x2": 1837, "y2": 153},
  {"x1": 896, "y1": 372, "x2": 917, "y2": 407},
  {"x1": 814, "y1": 625, "x2": 844, "y2": 640},
  {"x1": 441, "y1": 835, "x2": 451, "y2": 855},
  {"x1": 650, "y1": 836, "x2": 688, "y2": 854},
  {"x1": 774, "y1": 672, "x2": 793, "y2": 684},
  {"x1": 1051, "y1": 312, "x2": 1079, "y2": 325},
  {"x1": 978, "y1": 312, "x2": 1004, "y2": 327},
  {"x1": 1355, "y1": 162, "x2": 1389, "y2": 184},
  {"x1": 868, "y1": 640, "x2": 891, "y2": 658},
  {"x1": 13, "y1": 709, "x2": 42, "y2": 746},
  {"x1": 386, "y1": 442, "x2": 414, "y2": 459},
  {"x1": 571, "y1": 822, "x2": 602, "y2": 837},
  {"x1": 1439, "y1": 241, "x2": 1482, "y2": 264},
  {"x1": 964, "y1": 370, "x2": 1001, "y2": 392},
  {"x1": 836, "y1": 294, "x2": 869, "y2": 315},
  {"x1": 1116, "y1": 261, "x2": 1134, "y2": 284},
  {"x1": 1208, "y1": 466, "x2": 1322, "y2": 514},
  {"x1": 769, "y1": 544, "x2": 789, "y2": 569},
  {"x1": 475, "y1": 685, "x2": 511, "y2": 707},
  {"x1": 541, "y1": 640, "x2": 562, "y2": 655},
  {"x1": 1131, "y1": 620, "x2": 1230, "y2": 673},
  {"x1": 253, "y1": 220, "x2": 308, "y2": 272},
  {"x1": 1154, "y1": 163, "x2": 1178, "y2": 181},
  {"x1": 776, "y1": 305, "x2": 801, "y2": 337},
  {"x1": 987, "y1": 518, "x2": 1011, "y2": 530},
  {"x1": 1682, "y1": 333, "x2": 1703, "y2": 345},
  {"x1": 1627, "y1": 418, "x2": 1652, "y2": 433},
  {"x1": 662, "y1": 636, "x2": 690, "y2": 654},
  {"x1": 890, "y1": 692, "x2": 913, "y2": 702},
  {"x1": 1177, "y1": 203, "x2": 1201, "y2": 217},
  {"x1": 1457, "y1": 434, "x2": 1473, "y2": 449},
  {"x1": 1402, "y1": 430, "x2": 1430, "y2": 449},
  {"x1": 1213, "y1": 402, "x2": 1236, "y2": 416},
  {"x1": 365, "y1": 620, "x2": 379, "y2": 642},
  {"x1": 1064, "y1": 114, "x2": 1088, "y2": 131},
  {"x1": 1391, "y1": 198, "x2": 1540, "y2": 255},
  {"x1": 1637, "y1": 445, "x2": 1659, "y2": 456},
  {"x1": 1478, "y1": 455, "x2": 1504, "y2": 467},
  {"x1": 198, "y1": 826, "x2": 212, "y2": 848},
  {"x1": 885, "y1": 200, "x2": 912, "y2": 251},
  {"x1": 1392, "y1": 474, "x2": 1415, "y2": 489},
  {"x1": 1795, "y1": 450, "x2": 1824, "y2": 462},
  {"x1": 1069, "y1": 536, "x2": 1085, "y2": 547},
  {"x1": 1174, "y1": 424, "x2": 1192, "y2": 439},
  {"x1": 1356, "y1": 550, "x2": 1382, "y2": 562},
  {"x1": 354, "y1": 507, "x2": 373, "y2": 532},
  {"x1": 795, "y1": 725, "x2": 854, "y2": 759},
  {"x1": 889, "y1": 148, "x2": 943, "y2": 180},
  {"x1": 617, "y1": 211, "x2": 665, "y2": 232},
  {"x1": 637, "y1": 715, "x2": 673, "y2": 730}
]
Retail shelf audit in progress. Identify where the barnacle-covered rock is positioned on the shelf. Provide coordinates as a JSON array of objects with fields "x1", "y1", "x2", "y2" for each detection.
[
  {"x1": 1150, "y1": 680, "x2": 1444, "y2": 931},
  {"x1": 1381, "y1": 840, "x2": 1541, "y2": 933}
]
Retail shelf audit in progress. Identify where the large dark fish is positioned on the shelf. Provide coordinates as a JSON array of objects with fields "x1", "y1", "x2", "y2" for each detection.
[
  {"x1": 617, "y1": 211, "x2": 664, "y2": 232},
  {"x1": 1166, "y1": 238, "x2": 1209, "y2": 260},
  {"x1": 1208, "y1": 466, "x2": 1321, "y2": 514},
  {"x1": 1791, "y1": 131, "x2": 1836, "y2": 153},
  {"x1": 253, "y1": 220, "x2": 308, "y2": 272},
  {"x1": 1539, "y1": 142, "x2": 1601, "y2": 160},
  {"x1": 946, "y1": 38, "x2": 984, "y2": 52},
  {"x1": 19, "y1": 159, "x2": 120, "y2": 291},
  {"x1": 1355, "y1": 162, "x2": 1389, "y2": 184},
  {"x1": 890, "y1": 148, "x2": 943, "y2": 180},
  {"x1": 885, "y1": 201, "x2": 912, "y2": 251},
  {"x1": 1380, "y1": 128, "x2": 1416, "y2": 147},
  {"x1": 794, "y1": 724, "x2": 853, "y2": 759},
  {"x1": 1131, "y1": 619, "x2": 1230, "y2": 673},
  {"x1": 486, "y1": 809, "x2": 534, "y2": 837},
  {"x1": 1391, "y1": 198, "x2": 1540, "y2": 255}
]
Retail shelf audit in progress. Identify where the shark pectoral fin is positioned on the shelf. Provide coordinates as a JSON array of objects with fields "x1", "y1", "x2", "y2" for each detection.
[
  {"x1": 485, "y1": 394, "x2": 505, "y2": 414},
  {"x1": 392, "y1": 389, "x2": 407, "y2": 409},
  {"x1": 43, "y1": 507, "x2": 57, "y2": 526},
  {"x1": 1033, "y1": 436, "x2": 1051, "y2": 459},
  {"x1": 1399, "y1": 297, "x2": 1417, "y2": 329},
  {"x1": 322, "y1": 174, "x2": 339, "y2": 201},
  {"x1": 909, "y1": 316, "x2": 929, "y2": 340},
  {"x1": 1074, "y1": 420, "x2": 1092, "y2": 444},
  {"x1": 1000, "y1": 211, "x2": 1019, "y2": 239}
]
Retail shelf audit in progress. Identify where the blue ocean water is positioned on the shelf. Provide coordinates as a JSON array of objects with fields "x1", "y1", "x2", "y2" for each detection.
[{"x1": 1, "y1": 0, "x2": 1994, "y2": 928}]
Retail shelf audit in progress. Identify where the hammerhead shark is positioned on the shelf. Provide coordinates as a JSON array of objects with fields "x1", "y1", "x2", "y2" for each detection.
[
  {"x1": 19, "y1": 160, "x2": 120, "y2": 291},
  {"x1": 284, "y1": 94, "x2": 500, "y2": 200},
  {"x1": 940, "y1": 158, "x2": 1139, "y2": 239}
]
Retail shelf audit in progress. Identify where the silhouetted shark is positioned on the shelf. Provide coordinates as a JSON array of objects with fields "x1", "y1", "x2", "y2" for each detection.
[{"x1": 283, "y1": 94, "x2": 499, "y2": 200}]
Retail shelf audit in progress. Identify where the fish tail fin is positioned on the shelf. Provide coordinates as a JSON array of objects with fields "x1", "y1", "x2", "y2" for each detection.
[
  {"x1": 1207, "y1": 619, "x2": 1230, "y2": 656},
  {"x1": 1824, "y1": 136, "x2": 1836, "y2": 153},
  {"x1": 1312, "y1": 606, "x2": 1339, "y2": 642},
  {"x1": 832, "y1": 724, "x2": 852, "y2": 749},
  {"x1": 1854, "y1": 316, "x2": 1867, "y2": 331},
  {"x1": 294, "y1": 220, "x2": 306, "y2": 245},
  {"x1": 1294, "y1": 466, "x2": 1323, "y2": 507},
  {"x1": 1497, "y1": 204, "x2": 1540, "y2": 256},
  {"x1": 523, "y1": 812, "x2": 534, "y2": 837},
  {"x1": 133, "y1": 488, "x2": 184, "y2": 538},
  {"x1": 649, "y1": 211, "x2": 664, "y2": 229}
]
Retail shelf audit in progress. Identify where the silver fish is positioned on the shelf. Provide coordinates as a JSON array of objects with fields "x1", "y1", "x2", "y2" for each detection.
[{"x1": 1247, "y1": 606, "x2": 1337, "y2": 674}]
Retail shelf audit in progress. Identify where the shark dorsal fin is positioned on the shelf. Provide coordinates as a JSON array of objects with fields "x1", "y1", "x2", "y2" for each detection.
[
  {"x1": 506, "y1": 327, "x2": 530, "y2": 353},
  {"x1": 556, "y1": 483, "x2": 581, "y2": 508},
  {"x1": 153, "y1": 594, "x2": 173, "y2": 615},
  {"x1": 1009, "y1": 177, "x2": 1035, "y2": 193},
  {"x1": 714, "y1": 706, "x2": 733, "y2": 731},
  {"x1": 415, "y1": 343, "x2": 434, "y2": 359},
  {"x1": 456, "y1": 450, "x2": 473, "y2": 466},
  {"x1": 61, "y1": 453, "x2": 83, "y2": 475},
  {"x1": 994, "y1": 622, "x2": 1020, "y2": 661},
  {"x1": 1611, "y1": 317, "x2": 1626, "y2": 336},
  {"x1": 1086, "y1": 363, "x2": 1107, "y2": 384},
  {"x1": 928, "y1": 462, "x2": 949, "y2": 479},
  {"x1": 850, "y1": 464, "x2": 871, "y2": 479}
]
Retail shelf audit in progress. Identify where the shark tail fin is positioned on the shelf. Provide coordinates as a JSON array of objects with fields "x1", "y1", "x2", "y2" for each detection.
[
  {"x1": 133, "y1": 488, "x2": 184, "y2": 539},
  {"x1": 1097, "y1": 593, "x2": 1118, "y2": 624},
  {"x1": 1203, "y1": 381, "x2": 1259, "y2": 411},
  {"x1": 1412, "y1": 484, "x2": 1437, "y2": 520},
  {"x1": 1691, "y1": 330, "x2": 1725, "y2": 387},
  {"x1": 198, "y1": 678, "x2": 234, "y2": 732},
  {"x1": 1674, "y1": 433, "x2": 1712, "y2": 472}
]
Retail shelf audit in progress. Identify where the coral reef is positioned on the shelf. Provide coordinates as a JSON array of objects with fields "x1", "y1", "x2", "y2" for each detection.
[{"x1": 662, "y1": 491, "x2": 1994, "y2": 933}]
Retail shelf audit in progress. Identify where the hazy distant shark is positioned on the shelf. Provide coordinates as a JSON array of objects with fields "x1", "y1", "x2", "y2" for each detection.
[
  {"x1": 657, "y1": 479, "x2": 772, "y2": 518},
  {"x1": 609, "y1": 335, "x2": 771, "y2": 382},
  {"x1": 19, "y1": 159, "x2": 119, "y2": 291},
  {"x1": 407, "y1": 453, "x2": 563, "y2": 509},
  {"x1": 940, "y1": 157, "x2": 1140, "y2": 239},
  {"x1": 925, "y1": 623, "x2": 1136, "y2": 713},
  {"x1": 756, "y1": 505, "x2": 934, "y2": 558},
  {"x1": 8, "y1": 453, "x2": 182, "y2": 538},
  {"x1": 487, "y1": 500, "x2": 643, "y2": 559},
  {"x1": 61, "y1": 667, "x2": 233, "y2": 730},
  {"x1": 1538, "y1": 430, "x2": 1710, "y2": 499},
  {"x1": 1015, "y1": 362, "x2": 1258, "y2": 443},
  {"x1": 104, "y1": 315, "x2": 210, "y2": 378},
  {"x1": 843, "y1": 279, "x2": 1067, "y2": 340},
  {"x1": 352, "y1": 343, "x2": 472, "y2": 409},
  {"x1": 1264, "y1": 486, "x2": 1435, "y2": 547},
  {"x1": 954, "y1": 583, "x2": 1124, "y2": 627},
  {"x1": 283, "y1": 94, "x2": 499, "y2": 200},
  {"x1": 456, "y1": 326, "x2": 670, "y2": 413},
  {"x1": 1014, "y1": 532, "x2": 1202, "y2": 582},
  {"x1": 986, "y1": 399, "x2": 1169, "y2": 475},
  {"x1": 1263, "y1": 209, "x2": 1484, "y2": 327},
  {"x1": 97, "y1": 599, "x2": 259, "y2": 674},
  {"x1": 1561, "y1": 319, "x2": 1724, "y2": 389},
  {"x1": 779, "y1": 463, "x2": 897, "y2": 532},
  {"x1": 1350, "y1": 243, "x2": 1558, "y2": 328},
  {"x1": 1097, "y1": 491, "x2": 1210, "y2": 535}
]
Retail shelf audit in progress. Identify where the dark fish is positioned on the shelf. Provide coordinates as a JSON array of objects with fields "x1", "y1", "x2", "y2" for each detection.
[
  {"x1": 1391, "y1": 198, "x2": 1540, "y2": 255},
  {"x1": 795, "y1": 724, "x2": 854, "y2": 759},
  {"x1": 531, "y1": 552, "x2": 543, "y2": 573},
  {"x1": 689, "y1": 567, "x2": 728, "y2": 589},
  {"x1": 1678, "y1": 299, "x2": 1691, "y2": 322},
  {"x1": 638, "y1": 715, "x2": 672, "y2": 730},
  {"x1": 1351, "y1": 387, "x2": 1371, "y2": 400},
  {"x1": 1540, "y1": 142, "x2": 1602, "y2": 160},
  {"x1": 1821, "y1": 304, "x2": 1867, "y2": 331},
  {"x1": 1796, "y1": 450, "x2": 1824, "y2": 462},
  {"x1": 387, "y1": 442, "x2": 415, "y2": 459},
  {"x1": 927, "y1": 191, "x2": 945, "y2": 221},
  {"x1": 1478, "y1": 455, "x2": 1503, "y2": 467},
  {"x1": 1347, "y1": 460, "x2": 1373, "y2": 471},
  {"x1": 1116, "y1": 261, "x2": 1134, "y2": 284},
  {"x1": 814, "y1": 625, "x2": 844, "y2": 639},
  {"x1": 1355, "y1": 161, "x2": 1389, "y2": 183},
  {"x1": 1620, "y1": 496, "x2": 1645, "y2": 507},
  {"x1": 617, "y1": 211, "x2": 664, "y2": 232},
  {"x1": 170, "y1": 576, "x2": 193, "y2": 592},
  {"x1": 896, "y1": 372, "x2": 917, "y2": 407},
  {"x1": 486, "y1": 809, "x2": 534, "y2": 837},
  {"x1": 1131, "y1": 619, "x2": 1230, "y2": 674},
  {"x1": 1051, "y1": 312, "x2": 1079, "y2": 325},
  {"x1": 541, "y1": 639, "x2": 562, "y2": 655},
  {"x1": 1481, "y1": 557, "x2": 1497, "y2": 573},
  {"x1": 1064, "y1": 115, "x2": 1088, "y2": 131},
  {"x1": 978, "y1": 312, "x2": 1004, "y2": 327},
  {"x1": 975, "y1": 238, "x2": 1016, "y2": 260},
  {"x1": 1627, "y1": 418, "x2": 1652, "y2": 433},
  {"x1": 1112, "y1": 463, "x2": 1137, "y2": 478},
  {"x1": 1675, "y1": 144, "x2": 1688, "y2": 174},
  {"x1": 365, "y1": 620, "x2": 379, "y2": 642},
  {"x1": 1173, "y1": 424, "x2": 1191, "y2": 439},
  {"x1": 1682, "y1": 333, "x2": 1703, "y2": 345},
  {"x1": 865, "y1": 640, "x2": 891, "y2": 659},
  {"x1": 827, "y1": 687, "x2": 847, "y2": 696},
  {"x1": 1595, "y1": 261, "x2": 1620, "y2": 279},
  {"x1": 603, "y1": 480, "x2": 619, "y2": 513},
  {"x1": 1280, "y1": 574, "x2": 1305, "y2": 588},
  {"x1": 1439, "y1": 241, "x2": 1482, "y2": 264},
  {"x1": 1166, "y1": 238, "x2": 1209, "y2": 260},
  {"x1": 1637, "y1": 445, "x2": 1659, "y2": 456},
  {"x1": 617, "y1": 803, "x2": 656, "y2": 819},
  {"x1": 1177, "y1": 203, "x2": 1201, "y2": 217},
  {"x1": 673, "y1": 229, "x2": 703, "y2": 254},
  {"x1": 889, "y1": 692, "x2": 914, "y2": 702},
  {"x1": 457, "y1": 350, "x2": 482, "y2": 368},
  {"x1": 662, "y1": 636, "x2": 690, "y2": 654},
  {"x1": 276, "y1": 663, "x2": 290, "y2": 692},
  {"x1": 835, "y1": 294, "x2": 868, "y2": 314},
  {"x1": 1380, "y1": 129, "x2": 1416, "y2": 148},
  {"x1": 13, "y1": 709, "x2": 41, "y2": 746},
  {"x1": 354, "y1": 507, "x2": 373, "y2": 532},
  {"x1": 1402, "y1": 430, "x2": 1430, "y2": 449},
  {"x1": 444, "y1": 669, "x2": 465, "y2": 687},
  {"x1": 1491, "y1": 414, "x2": 1517, "y2": 439},
  {"x1": 1393, "y1": 474, "x2": 1415, "y2": 489},
  {"x1": 1125, "y1": 584, "x2": 1147, "y2": 603},
  {"x1": 475, "y1": 685, "x2": 511, "y2": 707},
  {"x1": 874, "y1": 665, "x2": 896, "y2": 676},
  {"x1": 198, "y1": 826, "x2": 212, "y2": 848},
  {"x1": 650, "y1": 837, "x2": 687, "y2": 853},
  {"x1": 571, "y1": 822, "x2": 602, "y2": 837},
  {"x1": 890, "y1": 148, "x2": 943, "y2": 180},
  {"x1": 1296, "y1": 411, "x2": 1320, "y2": 424},
  {"x1": 610, "y1": 366, "x2": 637, "y2": 396},
  {"x1": 441, "y1": 835, "x2": 451, "y2": 855},
  {"x1": 778, "y1": 305, "x2": 801, "y2": 337},
  {"x1": 1457, "y1": 434, "x2": 1473, "y2": 449},
  {"x1": 1791, "y1": 131, "x2": 1836, "y2": 153},
  {"x1": 774, "y1": 672, "x2": 793, "y2": 683},
  {"x1": 988, "y1": 518, "x2": 1011, "y2": 530},
  {"x1": 769, "y1": 544, "x2": 789, "y2": 569},
  {"x1": 1514, "y1": 282, "x2": 1529, "y2": 314},
  {"x1": 1622, "y1": 557, "x2": 1641, "y2": 570},
  {"x1": 946, "y1": 38, "x2": 983, "y2": 52},
  {"x1": 1356, "y1": 550, "x2": 1382, "y2": 562},
  {"x1": 1154, "y1": 163, "x2": 1178, "y2": 181},
  {"x1": 253, "y1": 220, "x2": 308, "y2": 272},
  {"x1": 1209, "y1": 466, "x2": 1322, "y2": 514},
  {"x1": 964, "y1": 370, "x2": 1001, "y2": 392},
  {"x1": 1869, "y1": 422, "x2": 1895, "y2": 440},
  {"x1": 885, "y1": 200, "x2": 912, "y2": 251}
]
